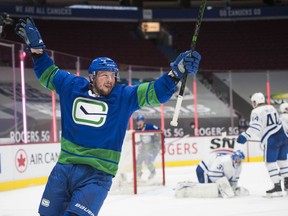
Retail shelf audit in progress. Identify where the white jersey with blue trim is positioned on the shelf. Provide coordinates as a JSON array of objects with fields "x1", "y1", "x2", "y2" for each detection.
[
  {"x1": 280, "y1": 113, "x2": 288, "y2": 136},
  {"x1": 245, "y1": 104, "x2": 282, "y2": 143},
  {"x1": 199, "y1": 153, "x2": 241, "y2": 188}
]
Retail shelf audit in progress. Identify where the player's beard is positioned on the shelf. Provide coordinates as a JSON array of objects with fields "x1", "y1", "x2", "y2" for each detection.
[{"x1": 94, "y1": 82, "x2": 115, "y2": 96}]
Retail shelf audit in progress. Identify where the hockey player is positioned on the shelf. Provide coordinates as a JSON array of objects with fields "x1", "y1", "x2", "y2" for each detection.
[
  {"x1": 196, "y1": 150, "x2": 245, "y2": 192},
  {"x1": 279, "y1": 102, "x2": 288, "y2": 135},
  {"x1": 279, "y1": 102, "x2": 288, "y2": 194},
  {"x1": 15, "y1": 17, "x2": 201, "y2": 216},
  {"x1": 237, "y1": 92, "x2": 288, "y2": 197},
  {"x1": 135, "y1": 115, "x2": 160, "y2": 179}
]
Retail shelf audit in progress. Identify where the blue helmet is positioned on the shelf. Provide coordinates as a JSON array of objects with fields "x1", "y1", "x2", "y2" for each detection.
[
  {"x1": 88, "y1": 57, "x2": 120, "y2": 81},
  {"x1": 136, "y1": 115, "x2": 145, "y2": 121},
  {"x1": 231, "y1": 150, "x2": 245, "y2": 161},
  {"x1": 231, "y1": 150, "x2": 245, "y2": 168}
]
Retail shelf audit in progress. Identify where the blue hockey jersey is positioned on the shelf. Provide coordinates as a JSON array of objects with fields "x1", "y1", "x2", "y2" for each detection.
[{"x1": 33, "y1": 53, "x2": 176, "y2": 176}]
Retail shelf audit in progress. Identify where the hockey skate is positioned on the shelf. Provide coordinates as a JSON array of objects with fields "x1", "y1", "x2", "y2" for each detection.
[
  {"x1": 265, "y1": 183, "x2": 283, "y2": 198},
  {"x1": 284, "y1": 177, "x2": 288, "y2": 195},
  {"x1": 137, "y1": 171, "x2": 143, "y2": 180},
  {"x1": 148, "y1": 170, "x2": 156, "y2": 180}
]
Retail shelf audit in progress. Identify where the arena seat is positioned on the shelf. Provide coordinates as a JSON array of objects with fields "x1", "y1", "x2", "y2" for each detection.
[
  {"x1": 2, "y1": 19, "x2": 170, "y2": 68},
  {"x1": 165, "y1": 19, "x2": 288, "y2": 70}
]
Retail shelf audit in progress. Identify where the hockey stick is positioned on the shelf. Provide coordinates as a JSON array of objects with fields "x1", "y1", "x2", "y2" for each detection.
[
  {"x1": 170, "y1": 0, "x2": 207, "y2": 127},
  {"x1": 247, "y1": 139, "x2": 261, "y2": 143}
]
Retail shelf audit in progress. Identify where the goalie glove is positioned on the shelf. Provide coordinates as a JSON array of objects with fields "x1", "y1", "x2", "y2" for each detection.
[
  {"x1": 15, "y1": 17, "x2": 45, "y2": 52},
  {"x1": 234, "y1": 186, "x2": 250, "y2": 196},
  {"x1": 170, "y1": 50, "x2": 201, "y2": 80}
]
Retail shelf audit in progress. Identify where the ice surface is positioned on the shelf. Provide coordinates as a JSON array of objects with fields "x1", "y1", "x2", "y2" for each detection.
[{"x1": 0, "y1": 162, "x2": 287, "y2": 216}]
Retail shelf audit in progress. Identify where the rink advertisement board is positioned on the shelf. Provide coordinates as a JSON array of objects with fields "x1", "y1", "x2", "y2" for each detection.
[
  {"x1": 0, "y1": 136, "x2": 262, "y2": 191},
  {"x1": 0, "y1": 143, "x2": 60, "y2": 191},
  {"x1": 162, "y1": 135, "x2": 263, "y2": 166}
]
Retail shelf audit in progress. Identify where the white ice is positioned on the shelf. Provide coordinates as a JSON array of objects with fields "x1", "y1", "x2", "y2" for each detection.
[{"x1": 0, "y1": 162, "x2": 287, "y2": 216}]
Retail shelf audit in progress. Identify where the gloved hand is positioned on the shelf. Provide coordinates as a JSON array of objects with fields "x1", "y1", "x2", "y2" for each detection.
[
  {"x1": 234, "y1": 186, "x2": 250, "y2": 196},
  {"x1": 15, "y1": 17, "x2": 45, "y2": 51},
  {"x1": 236, "y1": 132, "x2": 249, "y2": 144},
  {"x1": 170, "y1": 50, "x2": 201, "y2": 80}
]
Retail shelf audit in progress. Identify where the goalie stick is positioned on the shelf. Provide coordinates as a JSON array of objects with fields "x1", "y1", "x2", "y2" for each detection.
[{"x1": 170, "y1": 0, "x2": 207, "y2": 126}]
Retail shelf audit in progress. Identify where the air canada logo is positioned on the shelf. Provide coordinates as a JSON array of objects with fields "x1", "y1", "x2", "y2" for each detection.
[
  {"x1": 72, "y1": 97, "x2": 108, "y2": 127},
  {"x1": 15, "y1": 149, "x2": 28, "y2": 173}
]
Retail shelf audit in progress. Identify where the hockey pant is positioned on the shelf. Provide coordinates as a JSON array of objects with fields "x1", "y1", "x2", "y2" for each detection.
[
  {"x1": 196, "y1": 165, "x2": 212, "y2": 184},
  {"x1": 38, "y1": 163, "x2": 112, "y2": 216}
]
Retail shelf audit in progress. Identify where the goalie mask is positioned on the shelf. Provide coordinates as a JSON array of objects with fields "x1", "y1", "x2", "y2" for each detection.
[
  {"x1": 88, "y1": 57, "x2": 120, "y2": 82},
  {"x1": 135, "y1": 115, "x2": 145, "y2": 130},
  {"x1": 231, "y1": 150, "x2": 245, "y2": 168},
  {"x1": 250, "y1": 92, "x2": 265, "y2": 108}
]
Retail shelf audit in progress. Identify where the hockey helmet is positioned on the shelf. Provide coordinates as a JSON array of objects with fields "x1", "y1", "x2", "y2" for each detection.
[
  {"x1": 231, "y1": 150, "x2": 245, "y2": 168},
  {"x1": 136, "y1": 115, "x2": 145, "y2": 122},
  {"x1": 232, "y1": 150, "x2": 245, "y2": 161},
  {"x1": 88, "y1": 57, "x2": 120, "y2": 81},
  {"x1": 279, "y1": 102, "x2": 288, "y2": 114},
  {"x1": 250, "y1": 92, "x2": 265, "y2": 108}
]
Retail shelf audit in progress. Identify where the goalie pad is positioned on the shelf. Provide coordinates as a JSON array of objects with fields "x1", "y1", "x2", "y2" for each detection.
[
  {"x1": 216, "y1": 177, "x2": 235, "y2": 198},
  {"x1": 174, "y1": 181, "x2": 219, "y2": 198}
]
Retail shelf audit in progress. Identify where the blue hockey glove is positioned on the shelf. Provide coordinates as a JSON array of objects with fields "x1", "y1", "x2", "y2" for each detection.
[
  {"x1": 15, "y1": 17, "x2": 45, "y2": 51},
  {"x1": 170, "y1": 50, "x2": 201, "y2": 80},
  {"x1": 236, "y1": 133, "x2": 248, "y2": 144}
]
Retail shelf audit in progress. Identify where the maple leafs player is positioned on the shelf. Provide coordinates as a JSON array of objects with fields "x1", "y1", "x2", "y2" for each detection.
[
  {"x1": 237, "y1": 92, "x2": 288, "y2": 197},
  {"x1": 279, "y1": 102, "x2": 288, "y2": 135},
  {"x1": 279, "y1": 102, "x2": 288, "y2": 194},
  {"x1": 196, "y1": 150, "x2": 245, "y2": 194},
  {"x1": 15, "y1": 17, "x2": 201, "y2": 216}
]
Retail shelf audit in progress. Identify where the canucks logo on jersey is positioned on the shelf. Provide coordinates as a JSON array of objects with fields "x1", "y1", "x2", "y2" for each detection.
[{"x1": 72, "y1": 97, "x2": 108, "y2": 127}]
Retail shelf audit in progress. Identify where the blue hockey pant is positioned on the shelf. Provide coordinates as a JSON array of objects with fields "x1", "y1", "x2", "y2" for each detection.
[{"x1": 38, "y1": 163, "x2": 112, "y2": 216}]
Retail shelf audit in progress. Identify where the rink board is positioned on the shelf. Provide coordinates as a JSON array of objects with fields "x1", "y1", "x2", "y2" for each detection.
[{"x1": 0, "y1": 135, "x2": 263, "y2": 191}]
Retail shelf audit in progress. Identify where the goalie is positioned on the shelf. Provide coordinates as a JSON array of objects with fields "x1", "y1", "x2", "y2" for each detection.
[
  {"x1": 135, "y1": 115, "x2": 161, "y2": 180},
  {"x1": 174, "y1": 150, "x2": 248, "y2": 199},
  {"x1": 196, "y1": 150, "x2": 247, "y2": 197}
]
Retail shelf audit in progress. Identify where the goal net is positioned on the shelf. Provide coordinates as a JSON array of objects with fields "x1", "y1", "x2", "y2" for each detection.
[{"x1": 110, "y1": 130, "x2": 165, "y2": 194}]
